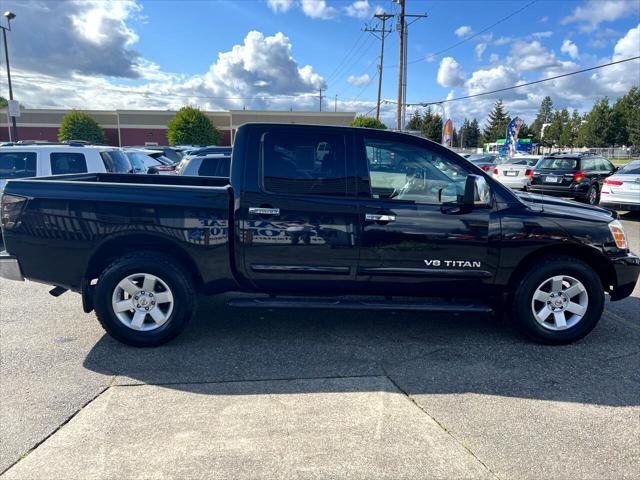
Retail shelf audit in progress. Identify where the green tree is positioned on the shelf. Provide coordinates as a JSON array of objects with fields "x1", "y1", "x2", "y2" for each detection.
[
  {"x1": 531, "y1": 96, "x2": 554, "y2": 145},
  {"x1": 483, "y1": 100, "x2": 510, "y2": 143},
  {"x1": 612, "y1": 87, "x2": 640, "y2": 146},
  {"x1": 58, "y1": 111, "x2": 106, "y2": 144},
  {"x1": 467, "y1": 118, "x2": 482, "y2": 148},
  {"x1": 351, "y1": 115, "x2": 387, "y2": 129},
  {"x1": 0, "y1": 97, "x2": 7, "y2": 108},
  {"x1": 406, "y1": 110, "x2": 422, "y2": 130},
  {"x1": 568, "y1": 109, "x2": 582, "y2": 148},
  {"x1": 557, "y1": 108, "x2": 572, "y2": 147},
  {"x1": 581, "y1": 97, "x2": 613, "y2": 147},
  {"x1": 419, "y1": 107, "x2": 443, "y2": 142},
  {"x1": 167, "y1": 106, "x2": 221, "y2": 145},
  {"x1": 451, "y1": 127, "x2": 458, "y2": 147}
]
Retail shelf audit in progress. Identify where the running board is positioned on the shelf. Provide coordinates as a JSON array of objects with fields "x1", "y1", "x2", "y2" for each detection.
[{"x1": 227, "y1": 297, "x2": 493, "y2": 313}]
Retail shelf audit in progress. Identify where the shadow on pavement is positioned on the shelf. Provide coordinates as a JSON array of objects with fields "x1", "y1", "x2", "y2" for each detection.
[{"x1": 83, "y1": 292, "x2": 640, "y2": 407}]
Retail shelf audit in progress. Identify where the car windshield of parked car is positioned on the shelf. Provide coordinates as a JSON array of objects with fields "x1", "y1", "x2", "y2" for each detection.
[
  {"x1": 467, "y1": 154, "x2": 495, "y2": 163},
  {"x1": 617, "y1": 161, "x2": 640, "y2": 175},
  {"x1": 365, "y1": 138, "x2": 469, "y2": 204},
  {"x1": 0, "y1": 151, "x2": 37, "y2": 179},
  {"x1": 101, "y1": 150, "x2": 133, "y2": 173},
  {"x1": 537, "y1": 158, "x2": 578, "y2": 169}
]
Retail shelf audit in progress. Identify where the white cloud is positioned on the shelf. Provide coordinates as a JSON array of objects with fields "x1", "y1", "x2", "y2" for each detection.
[
  {"x1": 454, "y1": 25, "x2": 472, "y2": 38},
  {"x1": 510, "y1": 40, "x2": 560, "y2": 72},
  {"x1": 561, "y1": 39, "x2": 579, "y2": 59},
  {"x1": 267, "y1": 0, "x2": 295, "y2": 13},
  {"x1": 465, "y1": 65, "x2": 520, "y2": 96},
  {"x1": 494, "y1": 36, "x2": 512, "y2": 46},
  {"x1": 597, "y1": 24, "x2": 640, "y2": 93},
  {"x1": 489, "y1": 53, "x2": 499, "y2": 63},
  {"x1": 437, "y1": 57, "x2": 466, "y2": 87},
  {"x1": 347, "y1": 73, "x2": 372, "y2": 87},
  {"x1": 345, "y1": 0, "x2": 382, "y2": 19},
  {"x1": 475, "y1": 43, "x2": 487, "y2": 61},
  {"x1": 300, "y1": 0, "x2": 337, "y2": 19},
  {"x1": 562, "y1": 0, "x2": 639, "y2": 32},
  {"x1": 531, "y1": 31, "x2": 553, "y2": 39}
]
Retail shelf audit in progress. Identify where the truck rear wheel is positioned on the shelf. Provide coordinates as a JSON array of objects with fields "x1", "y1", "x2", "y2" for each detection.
[
  {"x1": 511, "y1": 255, "x2": 604, "y2": 344},
  {"x1": 93, "y1": 252, "x2": 195, "y2": 347}
]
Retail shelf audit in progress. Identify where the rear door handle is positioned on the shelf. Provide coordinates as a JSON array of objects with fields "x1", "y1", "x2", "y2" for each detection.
[
  {"x1": 249, "y1": 207, "x2": 280, "y2": 216},
  {"x1": 365, "y1": 213, "x2": 396, "y2": 222}
]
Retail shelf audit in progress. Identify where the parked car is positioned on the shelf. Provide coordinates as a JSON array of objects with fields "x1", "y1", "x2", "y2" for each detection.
[
  {"x1": 0, "y1": 144, "x2": 135, "y2": 191},
  {"x1": 185, "y1": 146, "x2": 233, "y2": 157},
  {"x1": 177, "y1": 154, "x2": 231, "y2": 177},
  {"x1": 124, "y1": 149, "x2": 177, "y2": 175},
  {"x1": 492, "y1": 155, "x2": 543, "y2": 190},
  {"x1": 527, "y1": 153, "x2": 617, "y2": 205},
  {"x1": 599, "y1": 160, "x2": 640, "y2": 212},
  {"x1": 466, "y1": 153, "x2": 503, "y2": 172},
  {"x1": 1, "y1": 124, "x2": 638, "y2": 348},
  {"x1": 126, "y1": 146, "x2": 184, "y2": 163}
]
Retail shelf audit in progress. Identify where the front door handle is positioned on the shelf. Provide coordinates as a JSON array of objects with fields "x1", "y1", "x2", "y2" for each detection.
[
  {"x1": 365, "y1": 213, "x2": 396, "y2": 222},
  {"x1": 249, "y1": 207, "x2": 280, "y2": 216}
]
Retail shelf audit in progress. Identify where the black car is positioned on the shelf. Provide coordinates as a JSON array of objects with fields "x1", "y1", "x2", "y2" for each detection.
[
  {"x1": 1, "y1": 124, "x2": 638, "y2": 347},
  {"x1": 187, "y1": 146, "x2": 233, "y2": 157},
  {"x1": 527, "y1": 153, "x2": 617, "y2": 205}
]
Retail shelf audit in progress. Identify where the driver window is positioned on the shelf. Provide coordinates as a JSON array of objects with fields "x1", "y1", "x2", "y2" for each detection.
[{"x1": 364, "y1": 138, "x2": 469, "y2": 204}]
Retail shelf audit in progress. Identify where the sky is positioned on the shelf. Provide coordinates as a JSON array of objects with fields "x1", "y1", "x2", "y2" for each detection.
[{"x1": 0, "y1": 0, "x2": 638, "y2": 128}]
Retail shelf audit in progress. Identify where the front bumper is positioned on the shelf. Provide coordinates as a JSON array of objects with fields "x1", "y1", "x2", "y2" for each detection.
[
  {"x1": 0, "y1": 251, "x2": 24, "y2": 282},
  {"x1": 610, "y1": 252, "x2": 640, "y2": 301}
]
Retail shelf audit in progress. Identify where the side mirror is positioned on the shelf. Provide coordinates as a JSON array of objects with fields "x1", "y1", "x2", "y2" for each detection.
[{"x1": 463, "y1": 174, "x2": 491, "y2": 207}]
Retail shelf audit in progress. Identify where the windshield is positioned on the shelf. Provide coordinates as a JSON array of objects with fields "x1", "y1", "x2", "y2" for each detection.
[
  {"x1": 617, "y1": 161, "x2": 640, "y2": 175},
  {"x1": 537, "y1": 158, "x2": 578, "y2": 170},
  {"x1": 467, "y1": 154, "x2": 496, "y2": 163}
]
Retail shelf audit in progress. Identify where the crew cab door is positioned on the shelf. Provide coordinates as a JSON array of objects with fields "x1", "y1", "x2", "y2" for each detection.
[
  {"x1": 355, "y1": 132, "x2": 499, "y2": 296},
  {"x1": 239, "y1": 126, "x2": 360, "y2": 294}
]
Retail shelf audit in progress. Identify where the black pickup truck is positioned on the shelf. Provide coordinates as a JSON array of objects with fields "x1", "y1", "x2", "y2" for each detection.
[{"x1": 1, "y1": 123, "x2": 638, "y2": 346}]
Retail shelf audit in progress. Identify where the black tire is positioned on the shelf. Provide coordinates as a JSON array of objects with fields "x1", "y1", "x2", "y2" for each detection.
[
  {"x1": 93, "y1": 251, "x2": 196, "y2": 347},
  {"x1": 586, "y1": 184, "x2": 599, "y2": 205},
  {"x1": 511, "y1": 255, "x2": 604, "y2": 344}
]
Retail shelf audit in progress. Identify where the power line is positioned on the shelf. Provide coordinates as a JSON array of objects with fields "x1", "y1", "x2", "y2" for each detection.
[
  {"x1": 325, "y1": 31, "x2": 367, "y2": 84},
  {"x1": 388, "y1": 56, "x2": 640, "y2": 107},
  {"x1": 385, "y1": 0, "x2": 538, "y2": 69}
]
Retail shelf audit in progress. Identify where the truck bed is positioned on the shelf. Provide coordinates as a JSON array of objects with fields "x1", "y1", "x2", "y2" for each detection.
[{"x1": 1, "y1": 173, "x2": 235, "y2": 292}]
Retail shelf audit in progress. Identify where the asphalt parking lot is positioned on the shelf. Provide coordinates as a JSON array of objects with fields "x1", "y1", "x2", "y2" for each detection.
[{"x1": 1, "y1": 213, "x2": 638, "y2": 479}]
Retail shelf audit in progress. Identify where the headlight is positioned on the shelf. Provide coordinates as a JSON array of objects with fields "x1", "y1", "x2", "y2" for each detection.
[{"x1": 608, "y1": 220, "x2": 628, "y2": 249}]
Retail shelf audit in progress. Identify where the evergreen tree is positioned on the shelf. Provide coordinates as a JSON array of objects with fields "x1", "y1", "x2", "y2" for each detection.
[
  {"x1": 558, "y1": 108, "x2": 572, "y2": 147},
  {"x1": 482, "y1": 100, "x2": 510, "y2": 143},
  {"x1": 406, "y1": 110, "x2": 423, "y2": 131},
  {"x1": 458, "y1": 118, "x2": 470, "y2": 147},
  {"x1": 611, "y1": 87, "x2": 639, "y2": 146},
  {"x1": 531, "y1": 96, "x2": 554, "y2": 145},
  {"x1": 467, "y1": 118, "x2": 482, "y2": 148},
  {"x1": 351, "y1": 116, "x2": 387, "y2": 129},
  {"x1": 544, "y1": 110, "x2": 563, "y2": 147},
  {"x1": 451, "y1": 127, "x2": 458, "y2": 147},
  {"x1": 581, "y1": 97, "x2": 612, "y2": 147},
  {"x1": 420, "y1": 107, "x2": 443, "y2": 142},
  {"x1": 569, "y1": 109, "x2": 582, "y2": 148}
]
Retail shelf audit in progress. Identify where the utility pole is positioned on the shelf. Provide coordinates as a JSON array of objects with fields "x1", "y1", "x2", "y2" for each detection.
[
  {"x1": 334, "y1": 94, "x2": 337, "y2": 112},
  {"x1": 1, "y1": 11, "x2": 18, "y2": 142},
  {"x1": 364, "y1": 13, "x2": 393, "y2": 121},
  {"x1": 394, "y1": 1, "x2": 427, "y2": 130},
  {"x1": 319, "y1": 87, "x2": 323, "y2": 112},
  {"x1": 395, "y1": 0, "x2": 405, "y2": 130}
]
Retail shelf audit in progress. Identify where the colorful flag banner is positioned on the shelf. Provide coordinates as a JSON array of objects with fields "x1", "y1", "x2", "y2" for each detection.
[
  {"x1": 504, "y1": 116, "x2": 524, "y2": 156},
  {"x1": 442, "y1": 119, "x2": 453, "y2": 147}
]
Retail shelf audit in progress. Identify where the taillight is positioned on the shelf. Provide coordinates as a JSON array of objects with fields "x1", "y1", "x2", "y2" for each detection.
[
  {"x1": 573, "y1": 171, "x2": 585, "y2": 182},
  {"x1": 1, "y1": 194, "x2": 27, "y2": 230},
  {"x1": 481, "y1": 165, "x2": 491, "y2": 171},
  {"x1": 604, "y1": 179, "x2": 623, "y2": 186},
  {"x1": 525, "y1": 168, "x2": 533, "y2": 179},
  {"x1": 492, "y1": 168, "x2": 498, "y2": 175}
]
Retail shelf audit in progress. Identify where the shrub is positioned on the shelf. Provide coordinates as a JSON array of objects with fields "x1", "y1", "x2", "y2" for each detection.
[
  {"x1": 351, "y1": 116, "x2": 387, "y2": 129},
  {"x1": 167, "y1": 107, "x2": 221, "y2": 145},
  {"x1": 58, "y1": 111, "x2": 106, "y2": 144}
]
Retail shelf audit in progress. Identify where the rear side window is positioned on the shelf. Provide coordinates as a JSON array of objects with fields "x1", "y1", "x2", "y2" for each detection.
[
  {"x1": 198, "y1": 157, "x2": 230, "y2": 177},
  {"x1": 100, "y1": 150, "x2": 132, "y2": 173},
  {"x1": 50, "y1": 152, "x2": 87, "y2": 175},
  {"x1": 262, "y1": 132, "x2": 348, "y2": 196},
  {"x1": 0, "y1": 151, "x2": 37, "y2": 179},
  {"x1": 581, "y1": 158, "x2": 596, "y2": 170}
]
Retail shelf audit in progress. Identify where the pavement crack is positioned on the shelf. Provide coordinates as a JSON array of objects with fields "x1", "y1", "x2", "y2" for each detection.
[
  {"x1": 381, "y1": 366, "x2": 502, "y2": 480},
  {"x1": 0, "y1": 375, "x2": 116, "y2": 477}
]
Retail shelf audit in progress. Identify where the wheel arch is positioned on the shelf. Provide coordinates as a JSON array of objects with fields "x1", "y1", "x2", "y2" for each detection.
[
  {"x1": 507, "y1": 244, "x2": 616, "y2": 294},
  {"x1": 85, "y1": 234, "x2": 204, "y2": 292}
]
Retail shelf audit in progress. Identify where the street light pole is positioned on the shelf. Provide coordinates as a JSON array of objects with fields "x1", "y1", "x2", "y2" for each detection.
[{"x1": 1, "y1": 11, "x2": 18, "y2": 142}]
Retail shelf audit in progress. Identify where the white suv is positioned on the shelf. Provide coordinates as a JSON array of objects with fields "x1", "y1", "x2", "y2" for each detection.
[{"x1": 0, "y1": 143, "x2": 134, "y2": 191}]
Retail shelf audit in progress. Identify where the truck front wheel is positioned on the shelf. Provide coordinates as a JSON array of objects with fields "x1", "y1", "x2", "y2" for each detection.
[
  {"x1": 93, "y1": 252, "x2": 196, "y2": 347},
  {"x1": 511, "y1": 255, "x2": 604, "y2": 344}
]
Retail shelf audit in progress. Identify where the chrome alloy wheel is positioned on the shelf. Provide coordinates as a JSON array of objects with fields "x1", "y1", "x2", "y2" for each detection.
[
  {"x1": 530, "y1": 275, "x2": 588, "y2": 331},
  {"x1": 111, "y1": 273, "x2": 174, "y2": 331}
]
